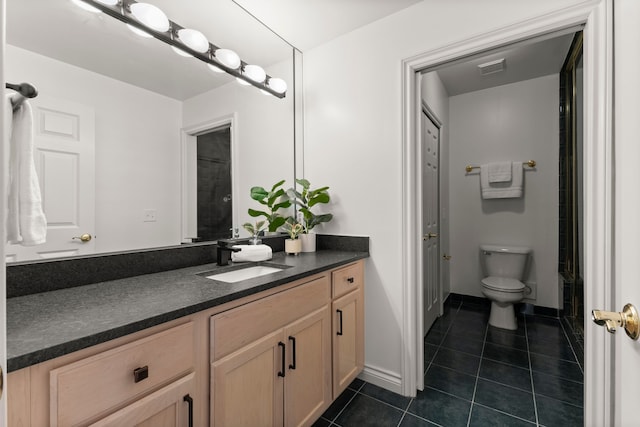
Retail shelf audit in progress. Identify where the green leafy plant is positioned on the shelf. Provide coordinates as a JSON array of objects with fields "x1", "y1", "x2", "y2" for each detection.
[
  {"x1": 287, "y1": 178, "x2": 333, "y2": 232},
  {"x1": 242, "y1": 220, "x2": 266, "y2": 237},
  {"x1": 248, "y1": 179, "x2": 291, "y2": 232},
  {"x1": 282, "y1": 219, "x2": 303, "y2": 240}
]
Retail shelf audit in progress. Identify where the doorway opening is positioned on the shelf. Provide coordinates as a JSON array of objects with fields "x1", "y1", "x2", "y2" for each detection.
[
  {"x1": 196, "y1": 126, "x2": 232, "y2": 241},
  {"x1": 181, "y1": 114, "x2": 238, "y2": 244},
  {"x1": 402, "y1": 4, "x2": 611, "y2": 425}
]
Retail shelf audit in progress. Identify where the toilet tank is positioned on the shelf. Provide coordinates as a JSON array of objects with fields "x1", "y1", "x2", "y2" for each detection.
[{"x1": 480, "y1": 244, "x2": 531, "y2": 279}]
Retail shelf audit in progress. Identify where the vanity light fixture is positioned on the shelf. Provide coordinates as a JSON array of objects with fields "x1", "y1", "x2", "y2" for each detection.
[{"x1": 71, "y1": 0, "x2": 287, "y2": 98}]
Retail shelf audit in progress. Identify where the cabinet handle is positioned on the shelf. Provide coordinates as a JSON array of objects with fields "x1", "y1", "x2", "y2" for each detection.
[
  {"x1": 278, "y1": 342, "x2": 286, "y2": 377},
  {"x1": 133, "y1": 366, "x2": 149, "y2": 383},
  {"x1": 288, "y1": 336, "x2": 297, "y2": 370},
  {"x1": 337, "y1": 309, "x2": 343, "y2": 336},
  {"x1": 347, "y1": 277, "x2": 355, "y2": 284},
  {"x1": 183, "y1": 394, "x2": 193, "y2": 427}
]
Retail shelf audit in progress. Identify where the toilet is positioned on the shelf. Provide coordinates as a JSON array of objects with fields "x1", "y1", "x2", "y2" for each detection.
[{"x1": 480, "y1": 244, "x2": 531, "y2": 330}]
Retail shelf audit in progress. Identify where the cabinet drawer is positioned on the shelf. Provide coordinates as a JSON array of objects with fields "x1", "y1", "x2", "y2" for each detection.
[
  {"x1": 211, "y1": 274, "x2": 330, "y2": 360},
  {"x1": 50, "y1": 322, "x2": 194, "y2": 426},
  {"x1": 332, "y1": 261, "x2": 363, "y2": 298}
]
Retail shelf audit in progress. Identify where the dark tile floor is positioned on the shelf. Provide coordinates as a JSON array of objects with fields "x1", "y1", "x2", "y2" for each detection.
[{"x1": 314, "y1": 296, "x2": 584, "y2": 427}]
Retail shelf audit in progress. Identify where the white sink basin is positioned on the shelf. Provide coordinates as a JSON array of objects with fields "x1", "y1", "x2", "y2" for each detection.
[{"x1": 206, "y1": 265, "x2": 284, "y2": 283}]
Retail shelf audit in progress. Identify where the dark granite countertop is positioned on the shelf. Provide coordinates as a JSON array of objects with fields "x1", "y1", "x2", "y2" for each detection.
[{"x1": 8, "y1": 250, "x2": 368, "y2": 372}]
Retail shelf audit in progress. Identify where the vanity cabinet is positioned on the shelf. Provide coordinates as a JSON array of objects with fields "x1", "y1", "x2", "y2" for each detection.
[
  {"x1": 210, "y1": 274, "x2": 332, "y2": 427},
  {"x1": 8, "y1": 258, "x2": 366, "y2": 427},
  {"x1": 331, "y1": 261, "x2": 365, "y2": 398},
  {"x1": 49, "y1": 322, "x2": 196, "y2": 426}
]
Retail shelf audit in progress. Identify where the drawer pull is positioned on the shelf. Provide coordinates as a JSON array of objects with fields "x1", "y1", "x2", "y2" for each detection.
[
  {"x1": 347, "y1": 277, "x2": 355, "y2": 284},
  {"x1": 289, "y1": 336, "x2": 297, "y2": 370},
  {"x1": 337, "y1": 309, "x2": 344, "y2": 336},
  {"x1": 133, "y1": 365, "x2": 149, "y2": 383},
  {"x1": 183, "y1": 394, "x2": 194, "y2": 427},
  {"x1": 278, "y1": 342, "x2": 286, "y2": 378}
]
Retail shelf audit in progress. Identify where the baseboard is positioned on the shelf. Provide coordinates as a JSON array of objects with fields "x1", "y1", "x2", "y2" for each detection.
[{"x1": 358, "y1": 364, "x2": 403, "y2": 395}]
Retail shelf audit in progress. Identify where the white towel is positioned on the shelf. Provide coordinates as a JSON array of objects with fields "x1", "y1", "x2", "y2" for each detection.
[
  {"x1": 5, "y1": 97, "x2": 47, "y2": 245},
  {"x1": 231, "y1": 244, "x2": 273, "y2": 262},
  {"x1": 480, "y1": 161, "x2": 523, "y2": 199},
  {"x1": 485, "y1": 162, "x2": 512, "y2": 183}
]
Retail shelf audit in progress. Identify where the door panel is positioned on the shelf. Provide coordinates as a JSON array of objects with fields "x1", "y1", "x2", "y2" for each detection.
[
  {"x1": 5, "y1": 95, "x2": 95, "y2": 261},
  {"x1": 284, "y1": 306, "x2": 332, "y2": 427},
  {"x1": 211, "y1": 329, "x2": 284, "y2": 427},
  {"x1": 422, "y1": 110, "x2": 440, "y2": 334}
]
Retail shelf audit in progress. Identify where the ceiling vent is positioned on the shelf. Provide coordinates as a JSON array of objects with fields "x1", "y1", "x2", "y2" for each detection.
[{"x1": 478, "y1": 58, "x2": 506, "y2": 76}]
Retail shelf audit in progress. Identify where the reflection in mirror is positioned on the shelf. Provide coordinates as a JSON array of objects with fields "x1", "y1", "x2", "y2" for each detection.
[{"x1": 5, "y1": 0, "x2": 297, "y2": 263}]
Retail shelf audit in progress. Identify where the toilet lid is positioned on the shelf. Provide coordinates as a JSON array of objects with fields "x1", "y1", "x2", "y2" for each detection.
[{"x1": 482, "y1": 276, "x2": 525, "y2": 292}]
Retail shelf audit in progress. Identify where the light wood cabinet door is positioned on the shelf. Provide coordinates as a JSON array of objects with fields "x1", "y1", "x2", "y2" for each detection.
[
  {"x1": 90, "y1": 373, "x2": 195, "y2": 427},
  {"x1": 211, "y1": 329, "x2": 285, "y2": 427},
  {"x1": 283, "y1": 306, "x2": 332, "y2": 427},
  {"x1": 332, "y1": 289, "x2": 364, "y2": 398}
]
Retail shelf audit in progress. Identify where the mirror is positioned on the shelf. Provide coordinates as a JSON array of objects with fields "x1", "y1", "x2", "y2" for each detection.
[{"x1": 5, "y1": 0, "x2": 298, "y2": 262}]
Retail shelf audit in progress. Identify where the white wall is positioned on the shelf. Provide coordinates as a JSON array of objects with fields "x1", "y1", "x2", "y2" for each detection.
[
  {"x1": 421, "y1": 71, "x2": 450, "y2": 298},
  {"x1": 182, "y1": 59, "x2": 295, "y2": 234},
  {"x1": 448, "y1": 75, "x2": 559, "y2": 308},
  {"x1": 6, "y1": 45, "x2": 183, "y2": 253},
  {"x1": 303, "y1": 0, "x2": 586, "y2": 390}
]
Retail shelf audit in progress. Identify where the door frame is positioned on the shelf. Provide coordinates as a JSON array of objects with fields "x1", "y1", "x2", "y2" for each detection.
[
  {"x1": 180, "y1": 114, "x2": 239, "y2": 243},
  {"x1": 400, "y1": 1, "x2": 612, "y2": 425},
  {"x1": 0, "y1": 0, "x2": 8, "y2": 422}
]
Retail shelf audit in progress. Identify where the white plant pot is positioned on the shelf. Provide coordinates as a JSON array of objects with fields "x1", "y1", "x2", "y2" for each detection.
[
  {"x1": 300, "y1": 233, "x2": 317, "y2": 253},
  {"x1": 285, "y1": 239, "x2": 302, "y2": 255}
]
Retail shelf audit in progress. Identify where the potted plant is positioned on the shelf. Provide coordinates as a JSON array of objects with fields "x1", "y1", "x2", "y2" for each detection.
[
  {"x1": 242, "y1": 220, "x2": 266, "y2": 245},
  {"x1": 248, "y1": 179, "x2": 291, "y2": 234},
  {"x1": 287, "y1": 178, "x2": 333, "y2": 252},
  {"x1": 282, "y1": 219, "x2": 303, "y2": 255}
]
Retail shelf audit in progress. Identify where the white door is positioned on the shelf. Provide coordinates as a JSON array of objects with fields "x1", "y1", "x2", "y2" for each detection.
[
  {"x1": 5, "y1": 95, "x2": 95, "y2": 262},
  {"x1": 421, "y1": 108, "x2": 440, "y2": 334},
  {"x1": 602, "y1": 0, "x2": 640, "y2": 424}
]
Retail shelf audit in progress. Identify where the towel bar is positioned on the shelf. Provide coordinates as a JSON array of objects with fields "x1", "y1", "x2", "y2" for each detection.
[{"x1": 465, "y1": 160, "x2": 536, "y2": 173}]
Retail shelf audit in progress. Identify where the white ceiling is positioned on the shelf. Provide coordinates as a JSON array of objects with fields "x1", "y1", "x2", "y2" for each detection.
[
  {"x1": 434, "y1": 33, "x2": 576, "y2": 96},
  {"x1": 233, "y1": 0, "x2": 423, "y2": 51}
]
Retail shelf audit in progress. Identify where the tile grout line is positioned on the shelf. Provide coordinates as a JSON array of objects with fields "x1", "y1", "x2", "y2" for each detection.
[
  {"x1": 524, "y1": 315, "x2": 541, "y2": 426},
  {"x1": 327, "y1": 381, "x2": 366, "y2": 426},
  {"x1": 466, "y1": 316, "x2": 490, "y2": 427},
  {"x1": 558, "y1": 315, "x2": 584, "y2": 374}
]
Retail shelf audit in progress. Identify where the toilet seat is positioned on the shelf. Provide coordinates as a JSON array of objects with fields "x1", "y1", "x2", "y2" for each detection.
[{"x1": 481, "y1": 276, "x2": 525, "y2": 293}]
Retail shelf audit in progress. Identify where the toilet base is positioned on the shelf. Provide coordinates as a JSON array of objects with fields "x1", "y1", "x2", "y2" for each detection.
[{"x1": 489, "y1": 301, "x2": 518, "y2": 330}]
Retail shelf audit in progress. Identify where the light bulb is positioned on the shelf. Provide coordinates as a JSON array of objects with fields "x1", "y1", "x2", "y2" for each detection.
[
  {"x1": 96, "y1": 0, "x2": 118, "y2": 4},
  {"x1": 130, "y1": 2, "x2": 170, "y2": 33},
  {"x1": 71, "y1": 0, "x2": 101, "y2": 13},
  {"x1": 267, "y1": 78, "x2": 287, "y2": 94},
  {"x1": 243, "y1": 65, "x2": 266, "y2": 84},
  {"x1": 177, "y1": 29, "x2": 209, "y2": 53},
  {"x1": 214, "y1": 49, "x2": 241, "y2": 70}
]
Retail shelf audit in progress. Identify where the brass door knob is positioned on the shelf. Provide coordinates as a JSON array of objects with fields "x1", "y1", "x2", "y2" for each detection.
[
  {"x1": 72, "y1": 233, "x2": 92, "y2": 242},
  {"x1": 422, "y1": 233, "x2": 439, "y2": 241},
  {"x1": 592, "y1": 303, "x2": 639, "y2": 340}
]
